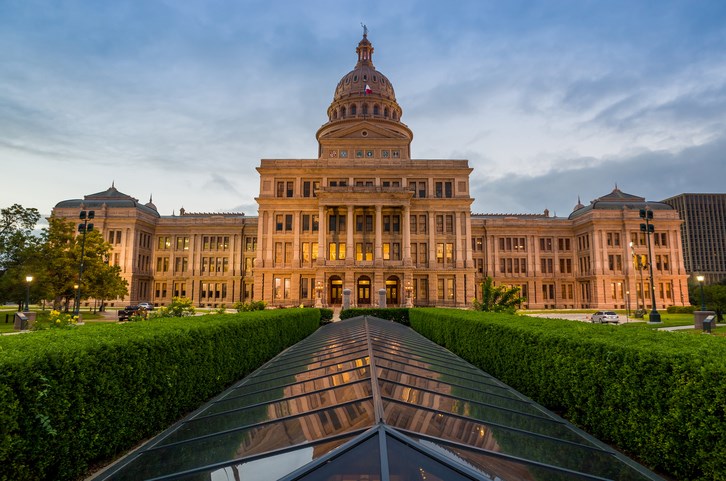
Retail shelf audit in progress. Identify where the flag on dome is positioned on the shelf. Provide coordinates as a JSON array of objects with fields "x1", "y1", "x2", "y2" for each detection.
[{"x1": 365, "y1": 84, "x2": 372, "y2": 94}]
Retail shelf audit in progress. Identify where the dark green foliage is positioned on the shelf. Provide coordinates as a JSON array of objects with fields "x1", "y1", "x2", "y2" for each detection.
[
  {"x1": 409, "y1": 308, "x2": 726, "y2": 481},
  {"x1": 319, "y1": 308, "x2": 333, "y2": 323},
  {"x1": 233, "y1": 300, "x2": 267, "y2": 312},
  {"x1": 339, "y1": 308, "x2": 409, "y2": 325},
  {"x1": 0, "y1": 309, "x2": 320, "y2": 481},
  {"x1": 667, "y1": 305, "x2": 696, "y2": 314},
  {"x1": 472, "y1": 276, "x2": 525, "y2": 313}
]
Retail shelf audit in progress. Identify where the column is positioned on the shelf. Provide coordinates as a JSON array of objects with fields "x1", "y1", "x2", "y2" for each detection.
[
  {"x1": 318, "y1": 205, "x2": 326, "y2": 264},
  {"x1": 375, "y1": 204, "x2": 383, "y2": 265},
  {"x1": 266, "y1": 211, "x2": 274, "y2": 267},
  {"x1": 293, "y1": 211, "x2": 301, "y2": 266},
  {"x1": 465, "y1": 213, "x2": 473, "y2": 267},
  {"x1": 347, "y1": 205, "x2": 354, "y2": 265},
  {"x1": 456, "y1": 211, "x2": 464, "y2": 268},
  {"x1": 403, "y1": 205, "x2": 411, "y2": 265},
  {"x1": 428, "y1": 212, "x2": 436, "y2": 265}
]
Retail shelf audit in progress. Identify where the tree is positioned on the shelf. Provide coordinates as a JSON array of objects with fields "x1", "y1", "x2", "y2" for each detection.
[
  {"x1": 0, "y1": 204, "x2": 42, "y2": 308},
  {"x1": 40, "y1": 216, "x2": 126, "y2": 311},
  {"x1": 472, "y1": 276, "x2": 526, "y2": 313},
  {"x1": 85, "y1": 263, "x2": 128, "y2": 311},
  {"x1": 704, "y1": 284, "x2": 726, "y2": 322}
]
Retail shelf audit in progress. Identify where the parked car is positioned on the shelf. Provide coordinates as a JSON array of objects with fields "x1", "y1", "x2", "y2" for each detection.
[
  {"x1": 590, "y1": 311, "x2": 619, "y2": 324},
  {"x1": 137, "y1": 302, "x2": 154, "y2": 311},
  {"x1": 118, "y1": 305, "x2": 144, "y2": 321}
]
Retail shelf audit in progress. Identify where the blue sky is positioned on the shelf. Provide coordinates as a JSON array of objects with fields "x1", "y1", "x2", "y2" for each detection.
[{"x1": 1, "y1": 0, "x2": 725, "y2": 219}]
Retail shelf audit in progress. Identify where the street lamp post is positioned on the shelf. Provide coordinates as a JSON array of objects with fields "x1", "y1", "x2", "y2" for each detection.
[
  {"x1": 74, "y1": 210, "x2": 95, "y2": 317},
  {"x1": 696, "y1": 275, "x2": 706, "y2": 311},
  {"x1": 640, "y1": 207, "x2": 661, "y2": 323},
  {"x1": 625, "y1": 290, "x2": 630, "y2": 321},
  {"x1": 24, "y1": 275, "x2": 33, "y2": 311}
]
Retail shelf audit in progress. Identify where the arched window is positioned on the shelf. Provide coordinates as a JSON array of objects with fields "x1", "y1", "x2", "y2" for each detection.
[
  {"x1": 373, "y1": 104, "x2": 380, "y2": 116},
  {"x1": 341, "y1": 106, "x2": 347, "y2": 117},
  {"x1": 333, "y1": 110, "x2": 338, "y2": 120},
  {"x1": 384, "y1": 107, "x2": 389, "y2": 118},
  {"x1": 351, "y1": 104, "x2": 357, "y2": 115},
  {"x1": 362, "y1": 103, "x2": 368, "y2": 115}
]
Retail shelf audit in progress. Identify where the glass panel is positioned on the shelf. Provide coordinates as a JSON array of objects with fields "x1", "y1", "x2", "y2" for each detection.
[
  {"x1": 109, "y1": 400, "x2": 375, "y2": 480},
  {"x1": 379, "y1": 381, "x2": 590, "y2": 446},
  {"x1": 238, "y1": 362, "x2": 370, "y2": 394},
  {"x1": 171, "y1": 435, "x2": 358, "y2": 481},
  {"x1": 407, "y1": 434, "x2": 604, "y2": 481},
  {"x1": 384, "y1": 401, "x2": 644, "y2": 479},
  {"x1": 161, "y1": 383, "x2": 374, "y2": 446},
  {"x1": 296, "y1": 433, "x2": 381, "y2": 481},
  {"x1": 244, "y1": 351, "x2": 370, "y2": 384},
  {"x1": 376, "y1": 357, "x2": 514, "y2": 396},
  {"x1": 387, "y1": 435, "x2": 476, "y2": 481},
  {"x1": 205, "y1": 367, "x2": 371, "y2": 415},
  {"x1": 376, "y1": 367, "x2": 543, "y2": 416}
]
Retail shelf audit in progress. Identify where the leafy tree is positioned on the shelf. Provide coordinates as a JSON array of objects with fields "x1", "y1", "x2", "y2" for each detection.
[
  {"x1": 85, "y1": 263, "x2": 129, "y2": 311},
  {"x1": 40, "y1": 216, "x2": 125, "y2": 311},
  {"x1": 704, "y1": 284, "x2": 726, "y2": 322},
  {"x1": 472, "y1": 276, "x2": 526, "y2": 313},
  {"x1": 0, "y1": 204, "x2": 42, "y2": 308}
]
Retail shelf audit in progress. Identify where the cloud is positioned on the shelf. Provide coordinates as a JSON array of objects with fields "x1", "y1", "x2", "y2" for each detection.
[{"x1": 470, "y1": 133, "x2": 726, "y2": 216}]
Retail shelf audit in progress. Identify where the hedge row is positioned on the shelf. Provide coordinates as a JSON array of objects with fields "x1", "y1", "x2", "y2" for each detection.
[
  {"x1": 667, "y1": 305, "x2": 697, "y2": 314},
  {"x1": 339, "y1": 307, "x2": 409, "y2": 325},
  {"x1": 0, "y1": 309, "x2": 320, "y2": 481},
  {"x1": 409, "y1": 308, "x2": 726, "y2": 481}
]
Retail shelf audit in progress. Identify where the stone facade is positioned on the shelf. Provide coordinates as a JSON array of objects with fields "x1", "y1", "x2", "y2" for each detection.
[{"x1": 51, "y1": 34, "x2": 690, "y2": 310}]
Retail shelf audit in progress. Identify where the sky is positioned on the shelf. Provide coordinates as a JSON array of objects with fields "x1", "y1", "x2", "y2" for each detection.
[{"x1": 1, "y1": 0, "x2": 725, "y2": 222}]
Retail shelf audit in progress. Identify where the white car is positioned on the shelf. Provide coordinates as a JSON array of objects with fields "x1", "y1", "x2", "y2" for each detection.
[
  {"x1": 137, "y1": 302, "x2": 154, "y2": 311},
  {"x1": 591, "y1": 311, "x2": 619, "y2": 324}
]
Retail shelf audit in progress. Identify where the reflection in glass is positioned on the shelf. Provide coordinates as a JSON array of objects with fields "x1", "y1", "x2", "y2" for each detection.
[
  {"x1": 387, "y1": 435, "x2": 476, "y2": 481},
  {"x1": 379, "y1": 381, "x2": 589, "y2": 446},
  {"x1": 377, "y1": 367, "x2": 544, "y2": 417},
  {"x1": 296, "y1": 434, "x2": 381, "y2": 481},
  {"x1": 384, "y1": 401, "x2": 648, "y2": 479},
  {"x1": 205, "y1": 367, "x2": 371, "y2": 416},
  {"x1": 172, "y1": 435, "x2": 356, "y2": 481},
  {"x1": 160, "y1": 382, "x2": 374, "y2": 446},
  {"x1": 109, "y1": 400, "x2": 375, "y2": 480}
]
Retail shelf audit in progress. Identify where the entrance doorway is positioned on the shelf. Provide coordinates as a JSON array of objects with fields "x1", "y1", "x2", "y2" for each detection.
[
  {"x1": 386, "y1": 276, "x2": 399, "y2": 306},
  {"x1": 357, "y1": 276, "x2": 371, "y2": 305},
  {"x1": 329, "y1": 276, "x2": 343, "y2": 305}
]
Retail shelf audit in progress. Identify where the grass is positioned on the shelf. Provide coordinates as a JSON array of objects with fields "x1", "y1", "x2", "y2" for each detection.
[{"x1": 0, "y1": 306, "x2": 111, "y2": 334}]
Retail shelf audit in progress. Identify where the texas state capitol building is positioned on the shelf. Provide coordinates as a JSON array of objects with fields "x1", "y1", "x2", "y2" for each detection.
[{"x1": 52, "y1": 34, "x2": 690, "y2": 311}]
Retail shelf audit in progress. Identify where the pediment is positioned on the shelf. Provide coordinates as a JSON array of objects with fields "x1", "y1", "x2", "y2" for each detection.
[{"x1": 318, "y1": 121, "x2": 409, "y2": 141}]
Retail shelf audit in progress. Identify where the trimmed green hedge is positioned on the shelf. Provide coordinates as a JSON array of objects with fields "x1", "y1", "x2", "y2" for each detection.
[
  {"x1": 0, "y1": 309, "x2": 320, "y2": 481},
  {"x1": 667, "y1": 305, "x2": 697, "y2": 314},
  {"x1": 409, "y1": 308, "x2": 726, "y2": 481},
  {"x1": 340, "y1": 307, "x2": 409, "y2": 325}
]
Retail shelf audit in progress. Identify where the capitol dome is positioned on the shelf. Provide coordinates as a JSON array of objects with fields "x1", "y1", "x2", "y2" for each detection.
[{"x1": 325, "y1": 33, "x2": 404, "y2": 123}]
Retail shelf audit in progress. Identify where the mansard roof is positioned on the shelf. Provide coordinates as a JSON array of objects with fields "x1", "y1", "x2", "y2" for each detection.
[
  {"x1": 569, "y1": 187, "x2": 673, "y2": 220},
  {"x1": 53, "y1": 184, "x2": 160, "y2": 217}
]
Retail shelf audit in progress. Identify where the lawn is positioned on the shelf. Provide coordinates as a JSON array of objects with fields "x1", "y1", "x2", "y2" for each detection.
[{"x1": 0, "y1": 306, "x2": 109, "y2": 334}]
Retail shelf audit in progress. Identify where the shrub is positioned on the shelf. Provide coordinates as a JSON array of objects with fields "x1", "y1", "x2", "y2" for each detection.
[
  {"x1": 667, "y1": 305, "x2": 696, "y2": 314},
  {"x1": 233, "y1": 300, "x2": 267, "y2": 312},
  {"x1": 0, "y1": 309, "x2": 320, "y2": 481},
  {"x1": 408, "y1": 308, "x2": 726, "y2": 481},
  {"x1": 340, "y1": 307, "x2": 409, "y2": 325},
  {"x1": 319, "y1": 308, "x2": 334, "y2": 324}
]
